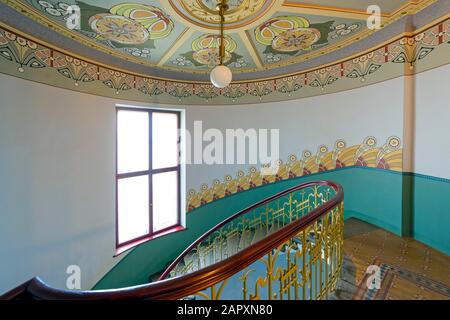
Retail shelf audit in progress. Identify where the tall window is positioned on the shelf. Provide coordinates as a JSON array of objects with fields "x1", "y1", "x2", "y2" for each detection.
[{"x1": 116, "y1": 107, "x2": 181, "y2": 249}]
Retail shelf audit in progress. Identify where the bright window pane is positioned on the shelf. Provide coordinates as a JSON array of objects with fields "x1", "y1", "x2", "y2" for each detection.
[
  {"x1": 152, "y1": 171, "x2": 178, "y2": 232},
  {"x1": 118, "y1": 175, "x2": 149, "y2": 244},
  {"x1": 152, "y1": 112, "x2": 178, "y2": 169},
  {"x1": 117, "y1": 110, "x2": 149, "y2": 174}
]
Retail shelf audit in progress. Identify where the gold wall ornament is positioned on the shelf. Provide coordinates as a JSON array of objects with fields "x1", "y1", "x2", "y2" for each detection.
[{"x1": 187, "y1": 136, "x2": 403, "y2": 211}]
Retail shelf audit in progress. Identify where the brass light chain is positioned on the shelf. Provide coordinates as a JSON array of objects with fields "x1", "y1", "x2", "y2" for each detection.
[{"x1": 217, "y1": 0, "x2": 228, "y2": 66}]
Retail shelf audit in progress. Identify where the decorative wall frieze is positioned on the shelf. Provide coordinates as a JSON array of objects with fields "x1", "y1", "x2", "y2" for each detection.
[{"x1": 187, "y1": 136, "x2": 403, "y2": 211}]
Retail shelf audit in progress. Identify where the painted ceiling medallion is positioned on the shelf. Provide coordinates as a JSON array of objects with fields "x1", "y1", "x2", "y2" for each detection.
[
  {"x1": 194, "y1": 48, "x2": 232, "y2": 66},
  {"x1": 256, "y1": 16, "x2": 332, "y2": 54},
  {"x1": 193, "y1": 34, "x2": 237, "y2": 52},
  {"x1": 168, "y1": 0, "x2": 277, "y2": 29},
  {"x1": 192, "y1": 34, "x2": 236, "y2": 66},
  {"x1": 256, "y1": 16, "x2": 310, "y2": 46},
  {"x1": 25, "y1": 0, "x2": 175, "y2": 60},
  {"x1": 110, "y1": 3, "x2": 174, "y2": 40},
  {"x1": 272, "y1": 27, "x2": 321, "y2": 52},
  {"x1": 89, "y1": 14, "x2": 149, "y2": 44}
]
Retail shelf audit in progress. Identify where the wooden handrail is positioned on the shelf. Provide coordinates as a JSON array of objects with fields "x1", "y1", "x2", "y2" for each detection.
[
  {"x1": 159, "y1": 180, "x2": 341, "y2": 279},
  {"x1": 1, "y1": 180, "x2": 343, "y2": 300}
]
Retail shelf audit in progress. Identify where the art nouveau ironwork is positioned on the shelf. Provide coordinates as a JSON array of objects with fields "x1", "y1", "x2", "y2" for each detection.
[{"x1": 163, "y1": 183, "x2": 344, "y2": 300}]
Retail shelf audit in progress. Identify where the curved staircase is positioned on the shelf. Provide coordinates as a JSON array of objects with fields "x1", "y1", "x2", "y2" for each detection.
[{"x1": 1, "y1": 181, "x2": 344, "y2": 300}]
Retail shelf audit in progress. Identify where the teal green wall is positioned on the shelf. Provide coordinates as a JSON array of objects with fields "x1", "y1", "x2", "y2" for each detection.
[
  {"x1": 93, "y1": 167, "x2": 450, "y2": 290},
  {"x1": 94, "y1": 166, "x2": 406, "y2": 290},
  {"x1": 410, "y1": 173, "x2": 450, "y2": 255}
]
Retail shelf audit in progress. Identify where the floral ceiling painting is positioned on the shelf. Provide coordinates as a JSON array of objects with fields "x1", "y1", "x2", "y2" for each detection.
[
  {"x1": 26, "y1": 0, "x2": 181, "y2": 62},
  {"x1": 1, "y1": 0, "x2": 439, "y2": 77},
  {"x1": 0, "y1": 0, "x2": 447, "y2": 104},
  {"x1": 165, "y1": 12, "x2": 364, "y2": 72},
  {"x1": 253, "y1": 14, "x2": 362, "y2": 64},
  {"x1": 21, "y1": 0, "x2": 367, "y2": 73},
  {"x1": 167, "y1": 31, "x2": 257, "y2": 70}
]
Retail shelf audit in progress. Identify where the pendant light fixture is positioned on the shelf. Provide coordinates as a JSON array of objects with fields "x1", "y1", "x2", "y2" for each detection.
[{"x1": 210, "y1": 0, "x2": 232, "y2": 88}]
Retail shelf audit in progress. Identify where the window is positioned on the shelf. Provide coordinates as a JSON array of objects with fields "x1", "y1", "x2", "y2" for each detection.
[{"x1": 116, "y1": 108, "x2": 182, "y2": 251}]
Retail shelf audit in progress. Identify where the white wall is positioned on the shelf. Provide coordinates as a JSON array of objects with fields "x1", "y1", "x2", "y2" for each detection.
[
  {"x1": 414, "y1": 64, "x2": 450, "y2": 180},
  {"x1": 0, "y1": 70, "x2": 407, "y2": 294},
  {"x1": 185, "y1": 78, "x2": 404, "y2": 191},
  {"x1": 0, "y1": 74, "x2": 184, "y2": 293}
]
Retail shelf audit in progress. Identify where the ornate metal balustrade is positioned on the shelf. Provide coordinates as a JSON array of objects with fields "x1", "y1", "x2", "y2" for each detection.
[
  {"x1": 162, "y1": 184, "x2": 344, "y2": 300},
  {"x1": 1, "y1": 181, "x2": 344, "y2": 300}
]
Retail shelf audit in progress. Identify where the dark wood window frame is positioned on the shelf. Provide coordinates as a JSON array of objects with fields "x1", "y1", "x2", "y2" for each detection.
[{"x1": 115, "y1": 107, "x2": 184, "y2": 256}]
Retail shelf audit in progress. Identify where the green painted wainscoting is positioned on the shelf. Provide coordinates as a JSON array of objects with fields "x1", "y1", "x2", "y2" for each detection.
[
  {"x1": 409, "y1": 173, "x2": 450, "y2": 255},
  {"x1": 93, "y1": 167, "x2": 449, "y2": 290}
]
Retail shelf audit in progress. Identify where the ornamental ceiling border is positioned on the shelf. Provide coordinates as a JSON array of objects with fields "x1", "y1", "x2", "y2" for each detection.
[
  {"x1": 0, "y1": 0, "x2": 438, "y2": 77},
  {"x1": 0, "y1": 10, "x2": 448, "y2": 83},
  {"x1": 0, "y1": 14, "x2": 449, "y2": 105}
]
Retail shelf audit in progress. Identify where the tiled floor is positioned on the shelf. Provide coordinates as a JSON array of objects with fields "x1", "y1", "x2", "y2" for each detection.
[{"x1": 331, "y1": 218, "x2": 450, "y2": 300}]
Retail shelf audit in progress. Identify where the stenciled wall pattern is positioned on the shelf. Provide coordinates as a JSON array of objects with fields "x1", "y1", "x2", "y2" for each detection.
[
  {"x1": 187, "y1": 136, "x2": 403, "y2": 211},
  {"x1": 0, "y1": 16, "x2": 449, "y2": 105}
]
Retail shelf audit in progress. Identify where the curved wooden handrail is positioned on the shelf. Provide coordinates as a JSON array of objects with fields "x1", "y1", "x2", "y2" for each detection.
[
  {"x1": 159, "y1": 180, "x2": 341, "y2": 280},
  {"x1": 1, "y1": 180, "x2": 343, "y2": 300}
]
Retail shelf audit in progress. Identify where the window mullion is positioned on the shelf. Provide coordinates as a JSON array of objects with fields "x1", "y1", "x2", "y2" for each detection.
[
  {"x1": 117, "y1": 170, "x2": 151, "y2": 179},
  {"x1": 149, "y1": 111, "x2": 153, "y2": 236}
]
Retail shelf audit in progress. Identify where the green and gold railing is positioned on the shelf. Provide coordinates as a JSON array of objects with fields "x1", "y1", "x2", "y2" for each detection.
[{"x1": 1, "y1": 181, "x2": 344, "y2": 300}]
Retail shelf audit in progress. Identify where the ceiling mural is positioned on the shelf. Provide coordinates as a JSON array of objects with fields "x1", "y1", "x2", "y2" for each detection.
[
  {"x1": 25, "y1": 0, "x2": 186, "y2": 63},
  {"x1": 0, "y1": 14, "x2": 448, "y2": 105},
  {"x1": 251, "y1": 13, "x2": 363, "y2": 65},
  {"x1": 169, "y1": 0, "x2": 276, "y2": 29},
  {"x1": 0, "y1": 0, "x2": 442, "y2": 83},
  {"x1": 165, "y1": 31, "x2": 258, "y2": 70},
  {"x1": 0, "y1": 0, "x2": 446, "y2": 106},
  {"x1": 2, "y1": 0, "x2": 435, "y2": 77}
]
